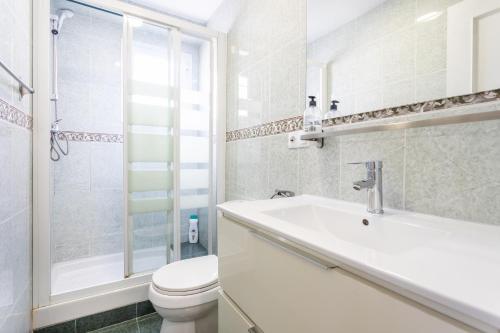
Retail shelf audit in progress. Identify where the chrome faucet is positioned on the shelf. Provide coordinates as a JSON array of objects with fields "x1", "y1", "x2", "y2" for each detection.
[
  {"x1": 349, "y1": 161, "x2": 383, "y2": 214},
  {"x1": 270, "y1": 189, "x2": 295, "y2": 199}
]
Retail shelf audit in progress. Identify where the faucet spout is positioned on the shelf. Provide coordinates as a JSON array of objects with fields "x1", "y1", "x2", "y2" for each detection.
[{"x1": 352, "y1": 179, "x2": 375, "y2": 191}]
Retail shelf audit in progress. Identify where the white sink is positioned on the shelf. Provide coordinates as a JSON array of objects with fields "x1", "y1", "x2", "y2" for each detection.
[
  {"x1": 261, "y1": 204, "x2": 447, "y2": 254},
  {"x1": 218, "y1": 195, "x2": 500, "y2": 330}
]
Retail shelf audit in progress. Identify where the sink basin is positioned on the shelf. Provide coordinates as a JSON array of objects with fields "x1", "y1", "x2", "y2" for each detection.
[
  {"x1": 261, "y1": 205, "x2": 447, "y2": 254},
  {"x1": 218, "y1": 195, "x2": 500, "y2": 329}
]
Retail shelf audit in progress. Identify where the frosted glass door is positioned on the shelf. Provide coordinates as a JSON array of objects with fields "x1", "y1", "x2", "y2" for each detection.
[
  {"x1": 125, "y1": 17, "x2": 176, "y2": 274},
  {"x1": 179, "y1": 35, "x2": 213, "y2": 260}
]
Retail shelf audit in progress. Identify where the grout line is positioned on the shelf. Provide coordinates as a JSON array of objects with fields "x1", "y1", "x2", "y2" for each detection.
[
  {"x1": 402, "y1": 129, "x2": 407, "y2": 210},
  {"x1": 338, "y1": 137, "x2": 342, "y2": 198}
]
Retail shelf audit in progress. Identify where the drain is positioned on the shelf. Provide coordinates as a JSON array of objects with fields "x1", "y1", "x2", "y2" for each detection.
[{"x1": 362, "y1": 219, "x2": 369, "y2": 226}]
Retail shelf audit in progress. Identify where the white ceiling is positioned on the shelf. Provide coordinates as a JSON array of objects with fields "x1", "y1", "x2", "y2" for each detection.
[
  {"x1": 308, "y1": 0, "x2": 387, "y2": 42},
  {"x1": 129, "y1": 0, "x2": 225, "y2": 24}
]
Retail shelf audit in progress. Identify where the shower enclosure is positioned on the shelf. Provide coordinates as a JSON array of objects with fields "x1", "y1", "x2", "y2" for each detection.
[{"x1": 32, "y1": 0, "x2": 225, "y2": 319}]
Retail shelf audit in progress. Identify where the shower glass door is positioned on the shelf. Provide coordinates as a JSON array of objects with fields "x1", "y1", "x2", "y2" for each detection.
[
  {"x1": 49, "y1": 0, "x2": 125, "y2": 295},
  {"x1": 124, "y1": 17, "x2": 216, "y2": 275},
  {"x1": 125, "y1": 17, "x2": 176, "y2": 275}
]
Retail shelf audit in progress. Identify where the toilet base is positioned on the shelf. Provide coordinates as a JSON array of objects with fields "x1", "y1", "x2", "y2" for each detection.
[{"x1": 160, "y1": 319, "x2": 195, "y2": 333}]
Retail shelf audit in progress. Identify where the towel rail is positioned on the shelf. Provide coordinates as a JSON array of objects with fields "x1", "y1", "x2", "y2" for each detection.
[{"x1": 0, "y1": 58, "x2": 34, "y2": 99}]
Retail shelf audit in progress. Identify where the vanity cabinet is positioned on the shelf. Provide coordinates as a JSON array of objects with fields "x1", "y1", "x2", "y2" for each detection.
[
  {"x1": 218, "y1": 290, "x2": 256, "y2": 333},
  {"x1": 218, "y1": 215, "x2": 482, "y2": 333}
]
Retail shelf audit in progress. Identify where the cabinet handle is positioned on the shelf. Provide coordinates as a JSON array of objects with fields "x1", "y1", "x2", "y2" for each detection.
[{"x1": 250, "y1": 230, "x2": 337, "y2": 270}]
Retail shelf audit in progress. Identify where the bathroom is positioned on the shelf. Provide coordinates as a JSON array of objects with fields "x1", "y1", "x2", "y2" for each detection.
[{"x1": 0, "y1": 0, "x2": 499, "y2": 332}]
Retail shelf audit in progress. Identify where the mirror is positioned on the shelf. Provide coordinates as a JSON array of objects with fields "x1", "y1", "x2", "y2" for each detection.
[{"x1": 307, "y1": 0, "x2": 500, "y2": 117}]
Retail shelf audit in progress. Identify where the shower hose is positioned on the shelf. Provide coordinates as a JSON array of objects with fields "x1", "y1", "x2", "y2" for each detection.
[{"x1": 50, "y1": 129, "x2": 69, "y2": 162}]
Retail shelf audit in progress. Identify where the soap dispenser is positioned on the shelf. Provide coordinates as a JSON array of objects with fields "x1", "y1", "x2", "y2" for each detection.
[
  {"x1": 324, "y1": 100, "x2": 340, "y2": 119},
  {"x1": 303, "y1": 96, "x2": 322, "y2": 132}
]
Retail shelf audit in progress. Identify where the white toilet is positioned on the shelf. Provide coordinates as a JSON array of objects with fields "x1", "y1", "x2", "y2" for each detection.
[{"x1": 149, "y1": 255, "x2": 220, "y2": 333}]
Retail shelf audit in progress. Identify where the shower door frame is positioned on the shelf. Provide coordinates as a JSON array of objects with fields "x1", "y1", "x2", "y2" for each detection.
[{"x1": 32, "y1": 0, "x2": 227, "y2": 326}]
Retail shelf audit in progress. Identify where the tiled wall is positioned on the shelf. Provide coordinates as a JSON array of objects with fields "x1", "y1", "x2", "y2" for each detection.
[
  {"x1": 226, "y1": 118, "x2": 500, "y2": 225},
  {"x1": 308, "y1": 0, "x2": 461, "y2": 116},
  {"x1": 212, "y1": 0, "x2": 500, "y2": 226},
  {"x1": 0, "y1": 0, "x2": 33, "y2": 331},
  {"x1": 211, "y1": 0, "x2": 307, "y2": 132},
  {"x1": 50, "y1": 0, "x2": 125, "y2": 263}
]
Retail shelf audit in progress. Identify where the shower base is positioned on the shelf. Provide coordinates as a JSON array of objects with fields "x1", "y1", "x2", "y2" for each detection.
[
  {"x1": 51, "y1": 247, "x2": 167, "y2": 295},
  {"x1": 51, "y1": 244, "x2": 209, "y2": 295}
]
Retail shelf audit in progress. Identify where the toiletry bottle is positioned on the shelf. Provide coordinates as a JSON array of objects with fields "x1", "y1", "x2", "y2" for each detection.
[
  {"x1": 189, "y1": 214, "x2": 199, "y2": 244},
  {"x1": 324, "y1": 100, "x2": 340, "y2": 119},
  {"x1": 303, "y1": 96, "x2": 322, "y2": 132}
]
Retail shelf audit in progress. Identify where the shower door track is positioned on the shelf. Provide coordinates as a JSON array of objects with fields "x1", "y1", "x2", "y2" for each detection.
[{"x1": 32, "y1": 0, "x2": 227, "y2": 328}]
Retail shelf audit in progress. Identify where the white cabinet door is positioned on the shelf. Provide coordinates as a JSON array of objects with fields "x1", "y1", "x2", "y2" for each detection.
[
  {"x1": 219, "y1": 290, "x2": 256, "y2": 333},
  {"x1": 218, "y1": 216, "x2": 482, "y2": 333}
]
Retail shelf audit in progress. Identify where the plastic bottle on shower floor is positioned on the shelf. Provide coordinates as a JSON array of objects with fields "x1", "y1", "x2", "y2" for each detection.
[{"x1": 189, "y1": 215, "x2": 199, "y2": 244}]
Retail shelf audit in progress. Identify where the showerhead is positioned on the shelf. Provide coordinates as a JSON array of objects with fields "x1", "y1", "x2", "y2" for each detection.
[{"x1": 51, "y1": 9, "x2": 74, "y2": 35}]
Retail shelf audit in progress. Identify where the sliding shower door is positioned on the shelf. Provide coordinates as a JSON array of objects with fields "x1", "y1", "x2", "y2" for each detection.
[
  {"x1": 49, "y1": 0, "x2": 125, "y2": 296},
  {"x1": 125, "y1": 17, "x2": 177, "y2": 275},
  {"x1": 124, "y1": 17, "x2": 216, "y2": 275}
]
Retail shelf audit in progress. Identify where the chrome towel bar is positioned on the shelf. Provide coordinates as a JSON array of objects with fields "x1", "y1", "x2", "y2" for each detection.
[{"x1": 0, "y1": 58, "x2": 34, "y2": 99}]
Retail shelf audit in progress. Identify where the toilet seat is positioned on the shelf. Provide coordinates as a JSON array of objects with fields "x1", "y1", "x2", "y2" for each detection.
[
  {"x1": 153, "y1": 281, "x2": 219, "y2": 296},
  {"x1": 149, "y1": 255, "x2": 219, "y2": 309},
  {"x1": 149, "y1": 283, "x2": 220, "y2": 309}
]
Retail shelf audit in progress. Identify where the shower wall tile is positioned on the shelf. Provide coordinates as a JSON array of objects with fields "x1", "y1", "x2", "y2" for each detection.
[
  {"x1": 0, "y1": 0, "x2": 32, "y2": 331},
  {"x1": 54, "y1": 1, "x2": 122, "y2": 135},
  {"x1": 57, "y1": 79, "x2": 92, "y2": 132},
  {"x1": 51, "y1": 1, "x2": 124, "y2": 263},
  {"x1": 53, "y1": 142, "x2": 91, "y2": 192},
  {"x1": 52, "y1": 186, "x2": 125, "y2": 263},
  {"x1": 91, "y1": 143, "x2": 123, "y2": 191},
  {"x1": 91, "y1": 234, "x2": 124, "y2": 257},
  {"x1": 53, "y1": 241, "x2": 91, "y2": 264}
]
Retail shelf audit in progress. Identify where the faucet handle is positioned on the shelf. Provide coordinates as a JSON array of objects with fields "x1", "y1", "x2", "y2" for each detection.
[{"x1": 348, "y1": 161, "x2": 383, "y2": 169}]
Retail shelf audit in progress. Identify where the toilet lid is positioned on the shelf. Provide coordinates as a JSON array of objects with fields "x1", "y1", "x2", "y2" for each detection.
[{"x1": 152, "y1": 255, "x2": 218, "y2": 292}]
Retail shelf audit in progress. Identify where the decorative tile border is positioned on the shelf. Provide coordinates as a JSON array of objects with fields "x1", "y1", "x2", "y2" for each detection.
[
  {"x1": 226, "y1": 116, "x2": 304, "y2": 141},
  {"x1": 226, "y1": 89, "x2": 500, "y2": 142},
  {"x1": 0, "y1": 97, "x2": 32, "y2": 130},
  {"x1": 57, "y1": 131, "x2": 124, "y2": 143}
]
